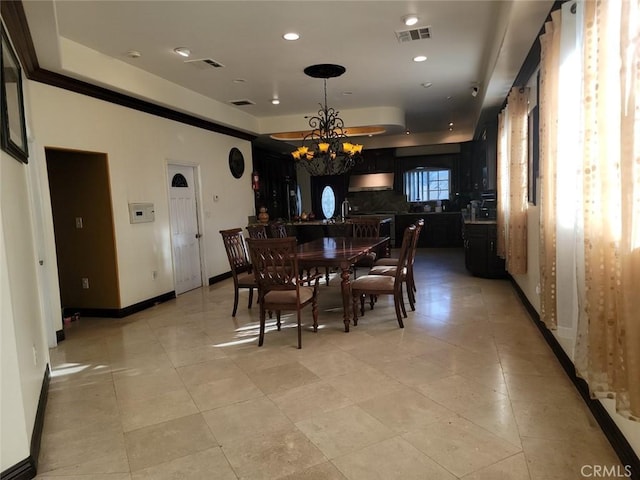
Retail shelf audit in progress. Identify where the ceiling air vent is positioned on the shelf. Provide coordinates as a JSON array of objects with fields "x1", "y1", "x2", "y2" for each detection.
[
  {"x1": 395, "y1": 26, "x2": 431, "y2": 43},
  {"x1": 229, "y1": 99, "x2": 255, "y2": 106},
  {"x1": 184, "y1": 58, "x2": 225, "y2": 70}
]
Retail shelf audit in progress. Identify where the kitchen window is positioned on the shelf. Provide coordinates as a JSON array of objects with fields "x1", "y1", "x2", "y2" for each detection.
[{"x1": 404, "y1": 168, "x2": 450, "y2": 201}]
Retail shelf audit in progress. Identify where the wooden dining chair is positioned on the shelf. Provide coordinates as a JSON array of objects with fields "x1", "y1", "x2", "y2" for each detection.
[
  {"x1": 349, "y1": 217, "x2": 381, "y2": 277},
  {"x1": 270, "y1": 222, "x2": 288, "y2": 238},
  {"x1": 350, "y1": 224, "x2": 416, "y2": 328},
  {"x1": 219, "y1": 228, "x2": 257, "y2": 317},
  {"x1": 246, "y1": 237, "x2": 320, "y2": 349},
  {"x1": 371, "y1": 218, "x2": 424, "y2": 306},
  {"x1": 246, "y1": 224, "x2": 268, "y2": 239}
]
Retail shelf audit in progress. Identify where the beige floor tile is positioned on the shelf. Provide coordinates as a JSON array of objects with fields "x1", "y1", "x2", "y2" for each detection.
[
  {"x1": 118, "y1": 388, "x2": 198, "y2": 432},
  {"x1": 227, "y1": 347, "x2": 295, "y2": 373},
  {"x1": 295, "y1": 405, "x2": 395, "y2": 459},
  {"x1": 106, "y1": 337, "x2": 166, "y2": 363},
  {"x1": 221, "y1": 427, "x2": 326, "y2": 480},
  {"x1": 498, "y1": 350, "x2": 565, "y2": 377},
  {"x1": 296, "y1": 349, "x2": 369, "y2": 379},
  {"x1": 457, "y1": 397, "x2": 522, "y2": 447},
  {"x1": 503, "y1": 372, "x2": 581, "y2": 404},
  {"x1": 269, "y1": 380, "x2": 353, "y2": 423},
  {"x1": 153, "y1": 324, "x2": 215, "y2": 350},
  {"x1": 187, "y1": 371, "x2": 264, "y2": 411},
  {"x1": 43, "y1": 395, "x2": 120, "y2": 435},
  {"x1": 325, "y1": 366, "x2": 402, "y2": 403},
  {"x1": 416, "y1": 374, "x2": 507, "y2": 414},
  {"x1": 377, "y1": 356, "x2": 455, "y2": 387},
  {"x1": 457, "y1": 363, "x2": 509, "y2": 394},
  {"x1": 420, "y1": 343, "x2": 499, "y2": 373},
  {"x1": 347, "y1": 340, "x2": 417, "y2": 367},
  {"x1": 461, "y1": 453, "x2": 531, "y2": 480},
  {"x1": 124, "y1": 413, "x2": 217, "y2": 472},
  {"x1": 113, "y1": 367, "x2": 185, "y2": 403},
  {"x1": 48, "y1": 362, "x2": 114, "y2": 391},
  {"x1": 402, "y1": 415, "x2": 522, "y2": 477},
  {"x1": 357, "y1": 386, "x2": 451, "y2": 433},
  {"x1": 245, "y1": 361, "x2": 320, "y2": 395},
  {"x1": 522, "y1": 435, "x2": 622, "y2": 480},
  {"x1": 109, "y1": 350, "x2": 174, "y2": 375},
  {"x1": 38, "y1": 422, "x2": 127, "y2": 474},
  {"x1": 46, "y1": 379, "x2": 117, "y2": 409},
  {"x1": 130, "y1": 447, "x2": 236, "y2": 480},
  {"x1": 175, "y1": 357, "x2": 245, "y2": 386},
  {"x1": 278, "y1": 461, "x2": 348, "y2": 480},
  {"x1": 332, "y1": 436, "x2": 458, "y2": 480},
  {"x1": 36, "y1": 475, "x2": 131, "y2": 480},
  {"x1": 202, "y1": 396, "x2": 293, "y2": 444},
  {"x1": 163, "y1": 343, "x2": 229, "y2": 368},
  {"x1": 511, "y1": 399, "x2": 602, "y2": 441}
]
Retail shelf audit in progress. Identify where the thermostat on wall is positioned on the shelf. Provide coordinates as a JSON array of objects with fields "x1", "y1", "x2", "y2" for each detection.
[{"x1": 128, "y1": 203, "x2": 155, "y2": 223}]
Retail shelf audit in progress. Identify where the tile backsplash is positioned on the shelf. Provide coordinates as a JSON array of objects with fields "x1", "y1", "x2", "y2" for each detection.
[{"x1": 347, "y1": 191, "x2": 409, "y2": 213}]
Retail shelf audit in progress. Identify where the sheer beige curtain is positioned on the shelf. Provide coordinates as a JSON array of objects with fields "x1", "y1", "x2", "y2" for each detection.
[
  {"x1": 575, "y1": 0, "x2": 640, "y2": 419},
  {"x1": 538, "y1": 10, "x2": 562, "y2": 330},
  {"x1": 496, "y1": 87, "x2": 529, "y2": 274}
]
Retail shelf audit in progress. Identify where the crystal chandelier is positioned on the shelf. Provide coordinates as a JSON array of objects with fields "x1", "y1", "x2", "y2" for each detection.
[{"x1": 291, "y1": 64, "x2": 363, "y2": 176}]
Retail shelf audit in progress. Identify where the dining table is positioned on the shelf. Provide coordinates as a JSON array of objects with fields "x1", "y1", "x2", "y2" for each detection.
[{"x1": 296, "y1": 236, "x2": 390, "y2": 332}]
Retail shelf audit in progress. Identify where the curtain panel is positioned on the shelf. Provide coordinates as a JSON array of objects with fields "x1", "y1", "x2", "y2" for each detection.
[
  {"x1": 496, "y1": 87, "x2": 529, "y2": 274},
  {"x1": 574, "y1": 0, "x2": 640, "y2": 419},
  {"x1": 538, "y1": 10, "x2": 562, "y2": 330}
]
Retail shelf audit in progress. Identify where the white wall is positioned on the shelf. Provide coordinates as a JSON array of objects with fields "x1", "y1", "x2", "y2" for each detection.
[
  {"x1": 27, "y1": 81, "x2": 255, "y2": 308},
  {"x1": 0, "y1": 149, "x2": 50, "y2": 470}
]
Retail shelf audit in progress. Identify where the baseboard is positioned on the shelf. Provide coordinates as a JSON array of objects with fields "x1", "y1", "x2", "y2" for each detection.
[
  {"x1": 509, "y1": 276, "x2": 640, "y2": 479},
  {"x1": 0, "y1": 458, "x2": 35, "y2": 480},
  {"x1": 61, "y1": 291, "x2": 175, "y2": 319},
  {"x1": 0, "y1": 365, "x2": 50, "y2": 480},
  {"x1": 209, "y1": 271, "x2": 232, "y2": 285}
]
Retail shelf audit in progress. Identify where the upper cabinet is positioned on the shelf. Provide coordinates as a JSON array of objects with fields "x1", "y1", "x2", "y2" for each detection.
[{"x1": 351, "y1": 148, "x2": 395, "y2": 174}]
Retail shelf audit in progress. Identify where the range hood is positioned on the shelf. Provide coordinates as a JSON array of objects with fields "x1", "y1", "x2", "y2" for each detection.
[{"x1": 348, "y1": 173, "x2": 394, "y2": 192}]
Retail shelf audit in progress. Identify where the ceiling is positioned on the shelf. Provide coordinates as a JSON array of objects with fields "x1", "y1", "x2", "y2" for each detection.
[{"x1": 20, "y1": 0, "x2": 554, "y2": 153}]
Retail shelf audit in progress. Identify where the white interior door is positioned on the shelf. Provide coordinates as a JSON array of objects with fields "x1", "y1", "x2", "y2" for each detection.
[{"x1": 168, "y1": 164, "x2": 202, "y2": 294}]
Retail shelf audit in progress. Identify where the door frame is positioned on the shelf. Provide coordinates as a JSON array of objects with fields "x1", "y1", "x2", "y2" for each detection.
[{"x1": 166, "y1": 161, "x2": 206, "y2": 293}]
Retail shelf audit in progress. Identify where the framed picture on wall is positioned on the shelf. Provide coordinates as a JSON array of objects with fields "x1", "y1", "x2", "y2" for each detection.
[{"x1": 1, "y1": 24, "x2": 29, "y2": 164}]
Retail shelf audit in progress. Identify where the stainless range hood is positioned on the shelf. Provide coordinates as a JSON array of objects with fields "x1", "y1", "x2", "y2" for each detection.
[{"x1": 348, "y1": 173, "x2": 394, "y2": 192}]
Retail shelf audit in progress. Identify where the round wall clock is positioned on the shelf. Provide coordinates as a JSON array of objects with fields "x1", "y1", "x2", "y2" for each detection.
[{"x1": 228, "y1": 148, "x2": 245, "y2": 178}]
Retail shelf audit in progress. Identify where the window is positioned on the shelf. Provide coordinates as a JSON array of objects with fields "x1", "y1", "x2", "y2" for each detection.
[
  {"x1": 320, "y1": 185, "x2": 336, "y2": 218},
  {"x1": 404, "y1": 168, "x2": 450, "y2": 201}
]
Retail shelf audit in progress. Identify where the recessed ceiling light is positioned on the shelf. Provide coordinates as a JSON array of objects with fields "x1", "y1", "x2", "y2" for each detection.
[
  {"x1": 342, "y1": 91, "x2": 353, "y2": 96},
  {"x1": 271, "y1": 98, "x2": 280, "y2": 105},
  {"x1": 413, "y1": 55, "x2": 427, "y2": 62},
  {"x1": 127, "y1": 50, "x2": 141, "y2": 58},
  {"x1": 173, "y1": 47, "x2": 191, "y2": 58},
  {"x1": 232, "y1": 78, "x2": 246, "y2": 84},
  {"x1": 283, "y1": 32, "x2": 300, "y2": 41},
  {"x1": 403, "y1": 14, "x2": 419, "y2": 26},
  {"x1": 421, "y1": 82, "x2": 433, "y2": 88}
]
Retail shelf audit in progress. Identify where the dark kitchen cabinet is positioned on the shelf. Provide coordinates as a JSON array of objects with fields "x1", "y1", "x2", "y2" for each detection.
[
  {"x1": 395, "y1": 213, "x2": 462, "y2": 248},
  {"x1": 351, "y1": 148, "x2": 395, "y2": 174},
  {"x1": 462, "y1": 221, "x2": 506, "y2": 278}
]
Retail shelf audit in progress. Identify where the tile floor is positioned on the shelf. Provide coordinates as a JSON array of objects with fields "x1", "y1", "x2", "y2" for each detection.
[{"x1": 37, "y1": 249, "x2": 622, "y2": 479}]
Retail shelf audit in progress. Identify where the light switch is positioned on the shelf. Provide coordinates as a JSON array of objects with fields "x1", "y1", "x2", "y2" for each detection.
[{"x1": 75, "y1": 217, "x2": 83, "y2": 229}]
